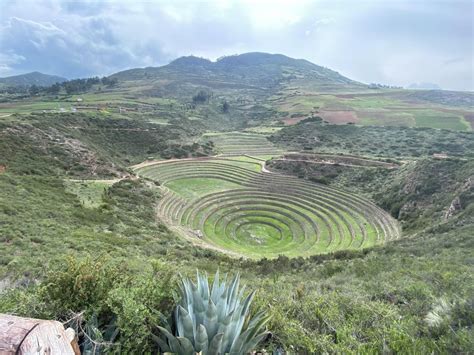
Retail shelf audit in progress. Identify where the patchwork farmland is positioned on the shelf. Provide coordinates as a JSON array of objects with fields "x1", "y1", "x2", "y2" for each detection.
[{"x1": 135, "y1": 155, "x2": 400, "y2": 258}]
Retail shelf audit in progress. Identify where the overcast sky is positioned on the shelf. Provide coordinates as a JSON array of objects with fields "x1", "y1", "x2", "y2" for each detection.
[{"x1": 1, "y1": 0, "x2": 473, "y2": 90}]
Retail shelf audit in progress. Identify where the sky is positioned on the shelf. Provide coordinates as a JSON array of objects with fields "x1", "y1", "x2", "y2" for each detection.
[{"x1": 1, "y1": 0, "x2": 473, "y2": 91}]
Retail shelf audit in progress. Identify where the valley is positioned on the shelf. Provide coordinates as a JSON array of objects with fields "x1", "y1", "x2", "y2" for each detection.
[{"x1": 0, "y1": 53, "x2": 473, "y2": 353}]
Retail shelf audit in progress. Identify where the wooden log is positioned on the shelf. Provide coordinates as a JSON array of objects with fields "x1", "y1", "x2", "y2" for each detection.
[{"x1": 0, "y1": 314, "x2": 79, "y2": 355}]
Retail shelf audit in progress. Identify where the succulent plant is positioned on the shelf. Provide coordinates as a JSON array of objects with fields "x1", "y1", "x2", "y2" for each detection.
[{"x1": 153, "y1": 270, "x2": 270, "y2": 354}]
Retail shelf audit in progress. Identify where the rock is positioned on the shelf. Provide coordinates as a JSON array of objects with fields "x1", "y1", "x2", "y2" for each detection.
[
  {"x1": 445, "y1": 197, "x2": 462, "y2": 219},
  {"x1": 398, "y1": 200, "x2": 417, "y2": 219}
]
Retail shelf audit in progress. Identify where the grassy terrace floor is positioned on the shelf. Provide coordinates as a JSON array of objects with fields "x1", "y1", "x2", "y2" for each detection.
[
  {"x1": 201, "y1": 132, "x2": 285, "y2": 156},
  {"x1": 135, "y1": 156, "x2": 400, "y2": 258}
]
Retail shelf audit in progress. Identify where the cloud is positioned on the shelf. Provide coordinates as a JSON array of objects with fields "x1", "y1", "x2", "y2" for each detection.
[{"x1": 0, "y1": 0, "x2": 472, "y2": 90}]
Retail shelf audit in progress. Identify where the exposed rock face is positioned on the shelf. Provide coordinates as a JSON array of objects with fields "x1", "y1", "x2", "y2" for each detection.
[
  {"x1": 398, "y1": 200, "x2": 417, "y2": 220},
  {"x1": 444, "y1": 177, "x2": 473, "y2": 219},
  {"x1": 445, "y1": 197, "x2": 462, "y2": 219}
]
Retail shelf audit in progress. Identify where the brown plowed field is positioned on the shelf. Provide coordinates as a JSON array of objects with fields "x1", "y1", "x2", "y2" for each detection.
[{"x1": 319, "y1": 110, "x2": 359, "y2": 124}]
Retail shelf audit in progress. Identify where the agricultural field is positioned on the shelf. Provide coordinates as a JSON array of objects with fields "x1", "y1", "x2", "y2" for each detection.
[
  {"x1": 200, "y1": 132, "x2": 285, "y2": 156},
  {"x1": 135, "y1": 156, "x2": 399, "y2": 258},
  {"x1": 272, "y1": 89, "x2": 473, "y2": 131}
]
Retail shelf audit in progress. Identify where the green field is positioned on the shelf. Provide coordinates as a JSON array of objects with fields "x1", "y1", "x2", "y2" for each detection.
[
  {"x1": 273, "y1": 90, "x2": 473, "y2": 131},
  {"x1": 201, "y1": 132, "x2": 285, "y2": 156},
  {"x1": 64, "y1": 179, "x2": 118, "y2": 208},
  {"x1": 166, "y1": 178, "x2": 241, "y2": 199},
  {"x1": 135, "y1": 157, "x2": 399, "y2": 258}
]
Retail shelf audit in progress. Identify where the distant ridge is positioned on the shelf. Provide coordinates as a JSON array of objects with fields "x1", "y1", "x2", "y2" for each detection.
[
  {"x1": 408, "y1": 82, "x2": 441, "y2": 90},
  {"x1": 111, "y1": 52, "x2": 360, "y2": 87},
  {"x1": 0, "y1": 71, "x2": 67, "y2": 87}
]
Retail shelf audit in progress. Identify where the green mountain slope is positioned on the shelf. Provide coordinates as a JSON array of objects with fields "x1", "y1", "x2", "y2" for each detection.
[
  {"x1": 0, "y1": 71, "x2": 67, "y2": 87},
  {"x1": 111, "y1": 52, "x2": 360, "y2": 88}
]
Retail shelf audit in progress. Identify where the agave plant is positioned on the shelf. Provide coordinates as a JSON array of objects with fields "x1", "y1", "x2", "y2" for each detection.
[{"x1": 153, "y1": 270, "x2": 270, "y2": 354}]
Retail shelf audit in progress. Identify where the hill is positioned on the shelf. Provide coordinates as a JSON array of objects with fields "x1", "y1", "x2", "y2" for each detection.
[
  {"x1": 111, "y1": 52, "x2": 360, "y2": 89},
  {"x1": 408, "y1": 82, "x2": 441, "y2": 90},
  {"x1": 1, "y1": 53, "x2": 472, "y2": 132},
  {"x1": 108, "y1": 53, "x2": 473, "y2": 131},
  {"x1": 0, "y1": 71, "x2": 67, "y2": 87}
]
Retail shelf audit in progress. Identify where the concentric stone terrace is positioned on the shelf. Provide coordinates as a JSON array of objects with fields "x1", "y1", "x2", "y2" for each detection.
[
  {"x1": 135, "y1": 157, "x2": 400, "y2": 258},
  {"x1": 201, "y1": 132, "x2": 284, "y2": 156}
]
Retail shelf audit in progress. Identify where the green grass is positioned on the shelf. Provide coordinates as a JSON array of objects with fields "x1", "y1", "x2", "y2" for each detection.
[
  {"x1": 0, "y1": 56, "x2": 472, "y2": 353},
  {"x1": 273, "y1": 91, "x2": 473, "y2": 131},
  {"x1": 166, "y1": 177, "x2": 241, "y2": 199},
  {"x1": 226, "y1": 155, "x2": 276, "y2": 163},
  {"x1": 64, "y1": 179, "x2": 115, "y2": 208},
  {"x1": 412, "y1": 110, "x2": 469, "y2": 131},
  {"x1": 244, "y1": 126, "x2": 283, "y2": 133},
  {"x1": 141, "y1": 157, "x2": 398, "y2": 259}
]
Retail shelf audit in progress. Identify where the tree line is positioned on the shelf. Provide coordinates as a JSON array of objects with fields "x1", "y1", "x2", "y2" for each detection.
[{"x1": 1, "y1": 76, "x2": 118, "y2": 96}]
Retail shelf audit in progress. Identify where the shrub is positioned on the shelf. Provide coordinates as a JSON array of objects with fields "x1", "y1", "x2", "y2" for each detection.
[
  {"x1": 39, "y1": 255, "x2": 124, "y2": 320},
  {"x1": 107, "y1": 260, "x2": 175, "y2": 352}
]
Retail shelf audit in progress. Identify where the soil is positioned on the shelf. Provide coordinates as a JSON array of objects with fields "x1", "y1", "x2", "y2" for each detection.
[
  {"x1": 319, "y1": 110, "x2": 359, "y2": 124},
  {"x1": 463, "y1": 113, "x2": 474, "y2": 129},
  {"x1": 282, "y1": 116, "x2": 308, "y2": 125}
]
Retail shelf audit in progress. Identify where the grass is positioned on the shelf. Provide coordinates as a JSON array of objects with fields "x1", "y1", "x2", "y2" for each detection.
[
  {"x1": 226, "y1": 155, "x2": 277, "y2": 163},
  {"x1": 244, "y1": 126, "x2": 283, "y2": 133},
  {"x1": 140, "y1": 157, "x2": 398, "y2": 258},
  {"x1": 1, "y1": 57, "x2": 473, "y2": 353},
  {"x1": 412, "y1": 109, "x2": 470, "y2": 131},
  {"x1": 273, "y1": 91, "x2": 473, "y2": 131},
  {"x1": 166, "y1": 177, "x2": 241, "y2": 199},
  {"x1": 0, "y1": 174, "x2": 196, "y2": 278},
  {"x1": 64, "y1": 179, "x2": 115, "y2": 208}
]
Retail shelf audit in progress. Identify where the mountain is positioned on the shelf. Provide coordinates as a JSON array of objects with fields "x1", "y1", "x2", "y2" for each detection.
[
  {"x1": 0, "y1": 71, "x2": 67, "y2": 87},
  {"x1": 408, "y1": 82, "x2": 441, "y2": 90},
  {"x1": 111, "y1": 52, "x2": 360, "y2": 88}
]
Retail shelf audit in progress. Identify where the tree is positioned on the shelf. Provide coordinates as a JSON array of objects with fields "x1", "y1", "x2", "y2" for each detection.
[
  {"x1": 192, "y1": 90, "x2": 211, "y2": 104},
  {"x1": 29, "y1": 84, "x2": 41, "y2": 96},
  {"x1": 47, "y1": 83, "x2": 61, "y2": 95},
  {"x1": 101, "y1": 77, "x2": 118, "y2": 87},
  {"x1": 221, "y1": 100, "x2": 230, "y2": 113}
]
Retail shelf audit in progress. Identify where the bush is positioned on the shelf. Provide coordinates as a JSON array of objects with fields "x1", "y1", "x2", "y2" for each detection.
[
  {"x1": 9, "y1": 256, "x2": 177, "y2": 353},
  {"x1": 39, "y1": 255, "x2": 124, "y2": 320},
  {"x1": 107, "y1": 260, "x2": 175, "y2": 352}
]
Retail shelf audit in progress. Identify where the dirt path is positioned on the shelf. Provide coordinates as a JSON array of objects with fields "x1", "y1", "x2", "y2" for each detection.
[
  {"x1": 270, "y1": 158, "x2": 398, "y2": 169},
  {"x1": 65, "y1": 175, "x2": 137, "y2": 185},
  {"x1": 66, "y1": 178, "x2": 124, "y2": 185},
  {"x1": 131, "y1": 156, "x2": 214, "y2": 170},
  {"x1": 131, "y1": 155, "x2": 264, "y2": 171}
]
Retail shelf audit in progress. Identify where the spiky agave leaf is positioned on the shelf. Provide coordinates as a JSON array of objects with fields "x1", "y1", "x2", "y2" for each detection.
[
  {"x1": 155, "y1": 270, "x2": 269, "y2": 354},
  {"x1": 208, "y1": 333, "x2": 224, "y2": 355},
  {"x1": 177, "y1": 306, "x2": 195, "y2": 340},
  {"x1": 195, "y1": 324, "x2": 209, "y2": 353},
  {"x1": 177, "y1": 337, "x2": 195, "y2": 355}
]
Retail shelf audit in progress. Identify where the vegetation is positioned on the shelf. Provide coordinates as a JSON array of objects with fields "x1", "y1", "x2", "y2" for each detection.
[
  {"x1": 270, "y1": 119, "x2": 474, "y2": 158},
  {"x1": 137, "y1": 157, "x2": 399, "y2": 258},
  {"x1": 0, "y1": 71, "x2": 66, "y2": 89},
  {"x1": 155, "y1": 271, "x2": 270, "y2": 354},
  {"x1": 0, "y1": 52, "x2": 473, "y2": 353}
]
